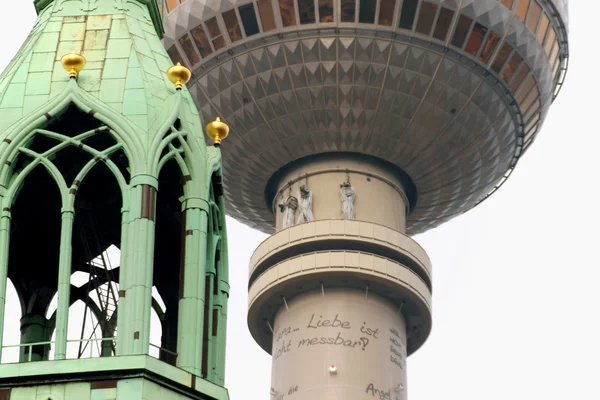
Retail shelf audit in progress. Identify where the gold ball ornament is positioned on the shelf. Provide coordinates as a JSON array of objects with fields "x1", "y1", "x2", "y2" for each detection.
[
  {"x1": 205, "y1": 117, "x2": 230, "y2": 147},
  {"x1": 167, "y1": 62, "x2": 192, "y2": 90},
  {"x1": 61, "y1": 52, "x2": 86, "y2": 79}
]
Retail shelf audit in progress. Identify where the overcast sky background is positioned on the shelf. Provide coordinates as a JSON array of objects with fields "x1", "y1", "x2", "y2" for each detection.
[{"x1": 0, "y1": 2, "x2": 598, "y2": 400}]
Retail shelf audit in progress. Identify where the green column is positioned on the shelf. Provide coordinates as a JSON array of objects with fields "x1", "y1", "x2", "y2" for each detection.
[
  {"x1": 54, "y1": 210, "x2": 74, "y2": 360},
  {"x1": 177, "y1": 198, "x2": 208, "y2": 375},
  {"x1": 117, "y1": 176, "x2": 156, "y2": 355},
  {"x1": 19, "y1": 314, "x2": 50, "y2": 362},
  {"x1": 204, "y1": 273, "x2": 215, "y2": 380},
  {"x1": 115, "y1": 208, "x2": 129, "y2": 356},
  {"x1": 212, "y1": 275, "x2": 229, "y2": 385},
  {"x1": 0, "y1": 205, "x2": 10, "y2": 363},
  {"x1": 215, "y1": 193, "x2": 229, "y2": 384}
]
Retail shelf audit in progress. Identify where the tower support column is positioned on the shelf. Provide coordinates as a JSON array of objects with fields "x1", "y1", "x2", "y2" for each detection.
[
  {"x1": 55, "y1": 209, "x2": 74, "y2": 360},
  {"x1": 117, "y1": 177, "x2": 157, "y2": 356},
  {"x1": 177, "y1": 199, "x2": 209, "y2": 375},
  {"x1": 19, "y1": 314, "x2": 50, "y2": 362}
]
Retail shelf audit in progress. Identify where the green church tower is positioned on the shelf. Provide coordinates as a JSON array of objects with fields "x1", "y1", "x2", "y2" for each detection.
[{"x1": 0, "y1": 0, "x2": 230, "y2": 399}]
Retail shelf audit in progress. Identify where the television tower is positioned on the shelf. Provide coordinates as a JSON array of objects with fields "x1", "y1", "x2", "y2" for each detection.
[
  {"x1": 163, "y1": 0, "x2": 568, "y2": 398},
  {"x1": 0, "y1": 0, "x2": 230, "y2": 399}
]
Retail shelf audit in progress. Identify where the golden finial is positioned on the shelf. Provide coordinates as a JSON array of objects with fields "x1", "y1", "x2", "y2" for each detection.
[
  {"x1": 61, "y1": 52, "x2": 86, "y2": 79},
  {"x1": 205, "y1": 117, "x2": 230, "y2": 147},
  {"x1": 167, "y1": 62, "x2": 192, "y2": 90}
]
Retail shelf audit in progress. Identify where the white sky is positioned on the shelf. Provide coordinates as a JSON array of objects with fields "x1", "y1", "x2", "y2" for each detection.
[{"x1": 1, "y1": 2, "x2": 599, "y2": 400}]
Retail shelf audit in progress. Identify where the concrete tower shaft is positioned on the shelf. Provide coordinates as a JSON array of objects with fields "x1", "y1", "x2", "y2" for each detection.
[{"x1": 247, "y1": 155, "x2": 431, "y2": 399}]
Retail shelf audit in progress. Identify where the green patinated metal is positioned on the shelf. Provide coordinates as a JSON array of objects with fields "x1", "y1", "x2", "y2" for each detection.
[{"x1": 0, "y1": 0, "x2": 229, "y2": 398}]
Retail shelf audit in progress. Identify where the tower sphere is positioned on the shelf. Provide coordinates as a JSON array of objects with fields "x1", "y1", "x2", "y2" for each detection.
[{"x1": 163, "y1": 0, "x2": 569, "y2": 234}]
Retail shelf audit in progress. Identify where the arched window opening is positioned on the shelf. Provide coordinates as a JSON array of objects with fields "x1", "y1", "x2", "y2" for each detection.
[
  {"x1": 149, "y1": 286, "x2": 167, "y2": 360},
  {"x1": 81, "y1": 130, "x2": 118, "y2": 152},
  {"x1": 149, "y1": 306, "x2": 163, "y2": 359},
  {"x1": 108, "y1": 149, "x2": 130, "y2": 184},
  {"x1": 48, "y1": 300, "x2": 103, "y2": 360},
  {"x1": 47, "y1": 105, "x2": 104, "y2": 139},
  {"x1": 7, "y1": 166, "x2": 61, "y2": 363},
  {"x1": 153, "y1": 159, "x2": 185, "y2": 366},
  {"x1": 70, "y1": 161, "x2": 123, "y2": 358},
  {"x1": 1, "y1": 279, "x2": 23, "y2": 363},
  {"x1": 45, "y1": 293, "x2": 57, "y2": 320},
  {"x1": 25, "y1": 135, "x2": 62, "y2": 156},
  {"x1": 67, "y1": 300, "x2": 103, "y2": 359}
]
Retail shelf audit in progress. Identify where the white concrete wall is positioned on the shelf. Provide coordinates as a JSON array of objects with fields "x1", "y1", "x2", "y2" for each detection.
[
  {"x1": 273, "y1": 156, "x2": 409, "y2": 233},
  {"x1": 270, "y1": 288, "x2": 407, "y2": 400}
]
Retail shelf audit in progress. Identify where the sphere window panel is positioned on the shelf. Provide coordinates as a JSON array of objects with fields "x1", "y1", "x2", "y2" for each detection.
[
  {"x1": 515, "y1": 75, "x2": 536, "y2": 104},
  {"x1": 543, "y1": 26, "x2": 556, "y2": 56},
  {"x1": 167, "y1": 45, "x2": 187, "y2": 68},
  {"x1": 451, "y1": 15, "x2": 473, "y2": 48},
  {"x1": 166, "y1": 0, "x2": 178, "y2": 12},
  {"x1": 378, "y1": 0, "x2": 396, "y2": 26},
  {"x1": 509, "y1": 63, "x2": 530, "y2": 92},
  {"x1": 432, "y1": 7, "x2": 455, "y2": 41},
  {"x1": 491, "y1": 42, "x2": 513, "y2": 73},
  {"x1": 257, "y1": 0, "x2": 277, "y2": 31},
  {"x1": 523, "y1": 99, "x2": 541, "y2": 121},
  {"x1": 501, "y1": 0, "x2": 514, "y2": 9},
  {"x1": 549, "y1": 41, "x2": 561, "y2": 68},
  {"x1": 536, "y1": 13, "x2": 550, "y2": 43},
  {"x1": 526, "y1": 1, "x2": 542, "y2": 32},
  {"x1": 190, "y1": 24, "x2": 213, "y2": 58},
  {"x1": 398, "y1": 0, "x2": 418, "y2": 30},
  {"x1": 279, "y1": 0, "x2": 298, "y2": 26},
  {"x1": 179, "y1": 33, "x2": 201, "y2": 65},
  {"x1": 501, "y1": 51, "x2": 523, "y2": 83},
  {"x1": 552, "y1": 55, "x2": 561, "y2": 80},
  {"x1": 239, "y1": 3, "x2": 261, "y2": 36},
  {"x1": 206, "y1": 17, "x2": 227, "y2": 50},
  {"x1": 415, "y1": 2, "x2": 438, "y2": 35},
  {"x1": 525, "y1": 117, "x2": 540, "y2": 138},
  {"x1": 516, "y1": 0, "x2": 531, "y2": 22},
  {"x1": 341, "y1": 0, "x2": 357, "y2": 22},
  {"x1": 520, "y1": 86, "x2": 540, "y2": 114},
  {"x1": 525, "y1": 109, "x2": 541, "y2": 128},
  {"x1": 319, "y1": 0, "x2": 334, "y2": 22},
  {"x1": 479, "y1": 31, "x2": 500, "y2": 64},
  {"x1": 524, "y1": 126, "x2": 538, "y2": 144},
  {"x1": 358, "y1": 0, "x2": 377, "y2": 24},
  {"x1": 464, "y1": 22, "x2": 488, "y2": 56},
  {"x1": 298, "y1": 0, "x2": 316, "y2": 24},
  {"x1": 223, "y1": 9, "x2": 244, "y2": 42}
]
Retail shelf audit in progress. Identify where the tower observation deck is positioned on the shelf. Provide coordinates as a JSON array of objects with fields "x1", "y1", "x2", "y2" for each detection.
[{"x1": 162, "y1": 0, "x2": 569, "y2": 398}]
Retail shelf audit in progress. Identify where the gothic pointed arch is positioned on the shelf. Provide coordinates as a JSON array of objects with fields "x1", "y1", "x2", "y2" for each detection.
[{"x1": 0, "y1": 83, "x2": 136, "y2": 362}]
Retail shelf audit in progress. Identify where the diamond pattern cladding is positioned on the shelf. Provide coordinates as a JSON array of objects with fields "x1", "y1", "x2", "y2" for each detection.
[{"x1": 190, "y1": 37, "x2": 518, "y2": 235}]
